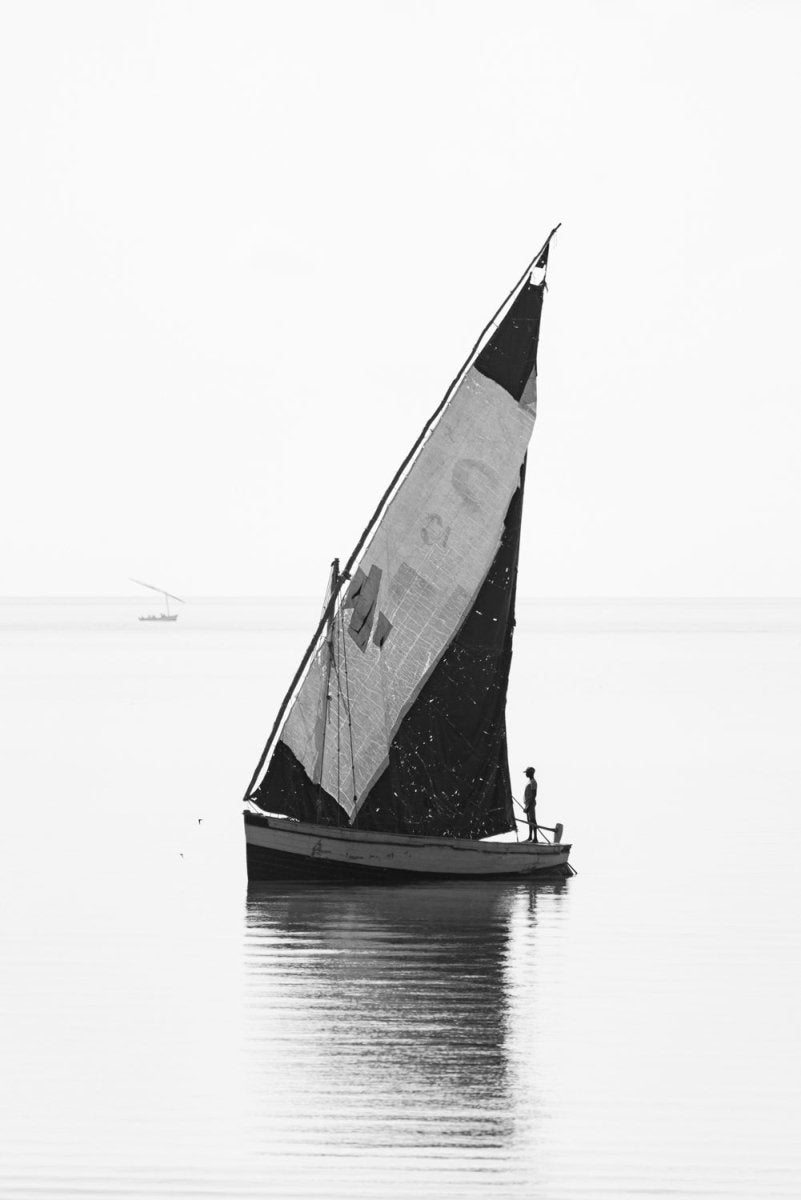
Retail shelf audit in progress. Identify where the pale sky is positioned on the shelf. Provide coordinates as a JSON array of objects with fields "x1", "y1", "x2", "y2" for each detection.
[{"x1": 2, "y1": 0, "x2": 799, "y2": 597}]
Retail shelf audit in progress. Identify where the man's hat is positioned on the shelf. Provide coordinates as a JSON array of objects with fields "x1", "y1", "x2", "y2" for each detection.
[{"x1": 524, "y1": 766, "x2": 535, "y2": 776}]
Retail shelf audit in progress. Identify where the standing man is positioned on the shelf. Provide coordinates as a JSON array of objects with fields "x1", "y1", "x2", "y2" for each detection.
[{"x1": 524, "y1": 767, "x2": 538, "y2": 842}]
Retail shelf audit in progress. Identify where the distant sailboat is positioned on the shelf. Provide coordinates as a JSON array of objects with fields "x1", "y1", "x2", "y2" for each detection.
[
  {"x1": 243, "y1": 227, "x2": 572, "y2": 880},
  {"x1": 131, "y1": 578, "x2": 185, "y2": 622}
]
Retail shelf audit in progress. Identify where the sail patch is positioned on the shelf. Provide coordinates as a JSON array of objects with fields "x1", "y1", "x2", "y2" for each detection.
[
  {"x1": 345, "y1": 564, "x2": 382, "y2": 651},
  {"x1": 373, "y1": 611, "x2": 392, "y2": 648}
]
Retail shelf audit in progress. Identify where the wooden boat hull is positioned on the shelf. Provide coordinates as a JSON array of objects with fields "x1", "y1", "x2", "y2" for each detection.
[{"x1": 244, "y1": 812, "x2": 572, "y2": 882}]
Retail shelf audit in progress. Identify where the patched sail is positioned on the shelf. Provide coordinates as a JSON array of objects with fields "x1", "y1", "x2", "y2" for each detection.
[{"x1": 251, "y1": 258, "x2": 550, "y2": 837}]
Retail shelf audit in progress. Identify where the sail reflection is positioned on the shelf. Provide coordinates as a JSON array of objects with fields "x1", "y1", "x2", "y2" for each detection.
[{"x1": 243, "y1": 879, "x2": 567, "y2": 1158}]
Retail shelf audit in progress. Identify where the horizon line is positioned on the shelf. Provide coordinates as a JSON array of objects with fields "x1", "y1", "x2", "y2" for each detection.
[{"x1": 1, "y1": 594, "x2": 800, "y2": 604}]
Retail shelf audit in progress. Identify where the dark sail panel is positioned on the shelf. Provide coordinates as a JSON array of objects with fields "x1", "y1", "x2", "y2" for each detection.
[
  {"x1": 355, "y1": 470, "x2": 525, "y2": 838},
  {"x1": 474, "y1": 280, "x2": 544, "y2": 402},
  {"x1": 254, "y1": 740, "x2": 345, "y2": 826}
]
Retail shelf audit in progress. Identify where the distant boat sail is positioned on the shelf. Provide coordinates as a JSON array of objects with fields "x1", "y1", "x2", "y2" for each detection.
[
  {"x1": 244, "y1": 229, "x2": 572, "y2": 880},
  {"x1": 131, "y1": 578, "x2": 185, "y2": 623}
]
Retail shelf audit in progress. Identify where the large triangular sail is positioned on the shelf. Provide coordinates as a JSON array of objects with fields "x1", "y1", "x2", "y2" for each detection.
[{"x1": 248, "y1": 235, "x2": 555, "y2": 837}]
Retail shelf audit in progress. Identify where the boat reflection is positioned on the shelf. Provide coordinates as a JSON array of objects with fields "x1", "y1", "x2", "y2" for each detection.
[{"x1": 244, "y1": 878, "x2": 567, "y2": 1156}]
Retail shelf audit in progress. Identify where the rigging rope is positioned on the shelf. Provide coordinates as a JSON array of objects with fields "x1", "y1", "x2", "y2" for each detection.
[
  {"x1": 316, "y1": 639, "x2": 332, "y2": 819},
  {"x1": 315, "y1": 559, "x2": 339, "y2": 819},
  {"x1": 340, "y1": 615, "x2": 357, "y2": 810},
  {"x1": 335, "y1": 612, "x2": 340, "y2": 810},
  {"x1": 327, "y1": 616, "x2": 347, "y2": 819}
]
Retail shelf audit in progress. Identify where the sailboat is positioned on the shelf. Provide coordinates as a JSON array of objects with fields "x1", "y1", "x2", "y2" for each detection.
[
  {"x1": 131, "y1": 578, "x2": 185, "y2": 622},
  {"x1": 244, "y1": 228, "x2": 572, "y2": 881}
]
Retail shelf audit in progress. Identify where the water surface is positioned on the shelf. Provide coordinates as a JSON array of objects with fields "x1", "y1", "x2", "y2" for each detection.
[{"x1": 1, "y1": 599, "x2": 799, "y2": 1197}]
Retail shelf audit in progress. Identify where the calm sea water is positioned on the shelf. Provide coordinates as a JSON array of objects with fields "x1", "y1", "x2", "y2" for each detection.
[{"x1": 1, "y1": 598, "x2": 799, "y2": 1199}]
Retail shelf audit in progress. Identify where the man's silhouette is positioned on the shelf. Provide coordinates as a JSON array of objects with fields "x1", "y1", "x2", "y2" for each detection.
[{"x1": 524, "y1": 767, "x2": 538, "y2": 842}]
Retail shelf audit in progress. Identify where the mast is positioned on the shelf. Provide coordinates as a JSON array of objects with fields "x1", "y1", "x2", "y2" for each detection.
[
  {"x1": 242, "y1": 226, "x2": 559, "y2": 806},
  {"x1": 313, "y1": 559, "x2": 339, "y2": 793}
]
